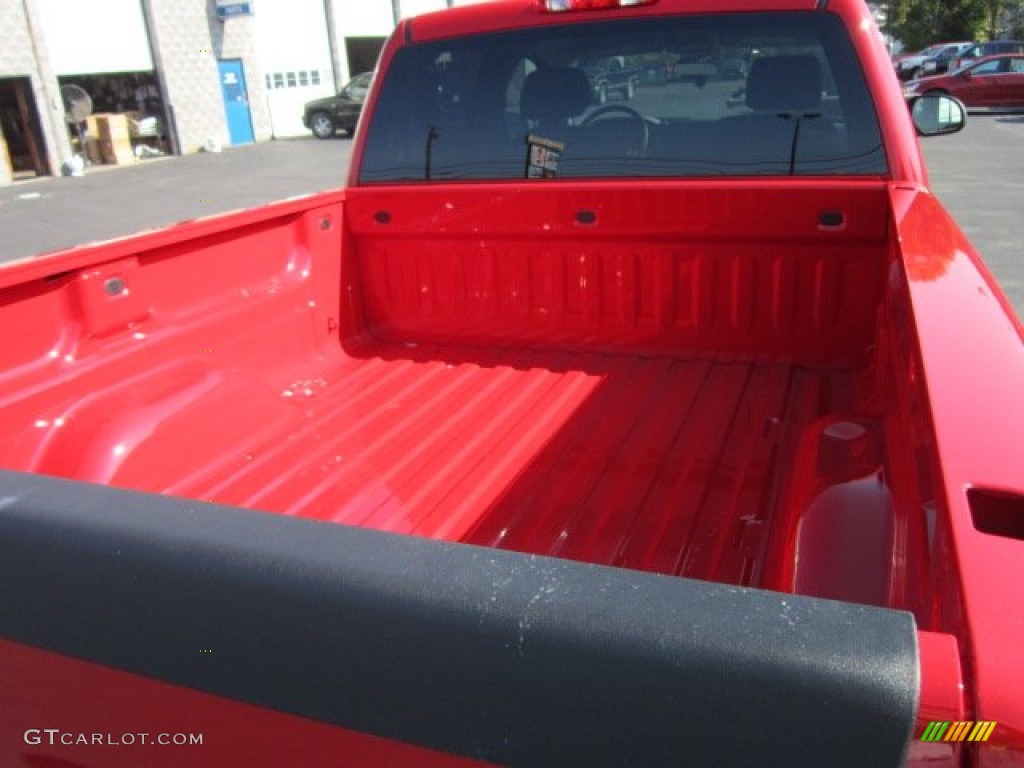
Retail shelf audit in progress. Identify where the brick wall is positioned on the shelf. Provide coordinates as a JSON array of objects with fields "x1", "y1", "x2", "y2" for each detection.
[
  {"x1": 145, "y1": 0, "x2": 271, "y2": 153},
  {"x1": 0, "y1": 0, "x2": 71, "y2": 184}
]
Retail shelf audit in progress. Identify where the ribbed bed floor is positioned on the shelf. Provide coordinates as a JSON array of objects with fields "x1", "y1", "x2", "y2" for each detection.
[{"x1": 174, "y1": 342, "x2": 856, "y2": 584}]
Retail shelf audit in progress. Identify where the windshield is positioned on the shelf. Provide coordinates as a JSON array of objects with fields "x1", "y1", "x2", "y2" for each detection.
[{"x1": 360, "y1": 12, "x2": 887, "y2": 182}]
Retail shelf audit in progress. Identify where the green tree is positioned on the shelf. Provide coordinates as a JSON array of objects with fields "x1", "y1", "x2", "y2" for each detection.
[
  {"x1": 887, "y1": 0, "x2": 988, "y2": 50},
  {"x1": 982, "y1": 0, "x2": 1024, "y2": 38},
  {"x1": 997, "y1": 0, "x2": 1024, "y2": 37},
  {"x1": 985, "y1": 0, "x2": 1001, "y2": 36}
]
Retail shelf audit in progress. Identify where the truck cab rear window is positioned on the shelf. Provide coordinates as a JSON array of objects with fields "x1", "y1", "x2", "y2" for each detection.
[{"x1": 359, "y1": 13, "x2": 887, "y2": 182}]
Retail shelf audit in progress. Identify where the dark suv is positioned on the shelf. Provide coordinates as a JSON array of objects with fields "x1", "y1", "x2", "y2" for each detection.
[
  {"x1": 950, "y1": 41, "x2": 1024, "y2": 71},
  {"x1": 302, "y1": 72, "x2": 373, "y2": 139},
  {"x1": 918, "y1": 42, "x2": 973, "y2": 76}
]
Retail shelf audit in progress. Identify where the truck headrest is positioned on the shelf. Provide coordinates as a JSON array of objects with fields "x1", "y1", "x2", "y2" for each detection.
[
  {"x1": 746, "y1": 55, "x2": 824, "y2": 112},
  {"x1": 521, "y1": 67, "x2": 592, "y2": 124}
]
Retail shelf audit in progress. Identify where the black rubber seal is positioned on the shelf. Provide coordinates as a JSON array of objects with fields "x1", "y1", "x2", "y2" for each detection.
[{"x1": 0, "y1": 470, "x2": 918, "y2": 767}]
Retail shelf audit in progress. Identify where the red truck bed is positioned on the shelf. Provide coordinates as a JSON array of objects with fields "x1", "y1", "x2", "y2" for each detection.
[
  {"x1": 2, "y1": 183, "x2": 887, "y2": 599},
  {"x1": 173, "y1": 343, "x2": 849, "y2": 582},
  {"x1": 4, "y1": 0, "x2": 1024, "y2": 762},
  {"x1": 2, "y1": 174, "x2": 1021, "y2": 766}
]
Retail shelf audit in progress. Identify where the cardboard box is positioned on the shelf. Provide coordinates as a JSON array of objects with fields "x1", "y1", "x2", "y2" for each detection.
[
  {"x1": 84, "y1": 114, "x2": 102, "y2": 141},
  {"x1": 99, "y1": 139, "x2": 134, "y2": 165},
  {"x1": 97, "y1": 114, "x2": 131, "y2": 142}
]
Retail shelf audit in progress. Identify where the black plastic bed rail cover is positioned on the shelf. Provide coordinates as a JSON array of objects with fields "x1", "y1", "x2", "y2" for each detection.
[{"x1": 0, "y1": 470, "x2": 918, "y2": 767}]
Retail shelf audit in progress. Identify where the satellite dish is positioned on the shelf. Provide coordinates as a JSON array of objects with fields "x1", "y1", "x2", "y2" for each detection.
[{"x1": 60, "y1": 84, "x2": 93, "y2": 124}]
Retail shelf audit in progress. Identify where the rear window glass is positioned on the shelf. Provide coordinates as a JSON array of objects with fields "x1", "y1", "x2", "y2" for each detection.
[{"x1": 359, "y1": 12, "x2": 887, "y2": 183}]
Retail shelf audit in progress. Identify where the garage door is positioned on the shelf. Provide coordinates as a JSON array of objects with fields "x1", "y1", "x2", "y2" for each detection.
[
  {"x1": 36, "y1": 0, "x2": 154, "y2": 75},
  {"x1": 256, "y1": 0, "x2": 334, "y2": 138}
]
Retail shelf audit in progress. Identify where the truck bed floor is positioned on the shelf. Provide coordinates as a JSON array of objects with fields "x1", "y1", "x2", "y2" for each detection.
[{"x1": 165, "y1": 342, "x2": 854, "y2": 586}]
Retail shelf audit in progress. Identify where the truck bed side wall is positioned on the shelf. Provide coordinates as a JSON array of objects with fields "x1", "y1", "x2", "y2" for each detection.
[{"x1": 342, "y1": 182, "x2": 889, "y2": 364}]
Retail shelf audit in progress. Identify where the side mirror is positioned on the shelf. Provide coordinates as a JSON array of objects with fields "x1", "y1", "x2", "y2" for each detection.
[{"x1": 910, "y1": 93, "x2": 966, "y2": 137}]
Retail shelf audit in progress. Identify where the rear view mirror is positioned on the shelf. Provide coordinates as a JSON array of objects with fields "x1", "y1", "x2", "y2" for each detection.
[{"x1": 910, "y1": 94, "x2": 966, "y2": 137}]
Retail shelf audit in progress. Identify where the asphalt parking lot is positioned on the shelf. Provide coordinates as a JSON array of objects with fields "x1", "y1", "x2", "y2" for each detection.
[
  {"x1": 0, "y1": 117, "x2": 1021, "y2": 322},
  {"x1": 919, "y1": 114, "x2": 1024, "y2": 321},
  {"x1": 0, "y1": 137, "x2": 354, "y2": 264}
]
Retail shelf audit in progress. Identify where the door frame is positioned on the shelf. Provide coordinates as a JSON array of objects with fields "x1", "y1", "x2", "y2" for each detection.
[{"x1": 0, "y1": 77, "x2": 50, "y2": 179}]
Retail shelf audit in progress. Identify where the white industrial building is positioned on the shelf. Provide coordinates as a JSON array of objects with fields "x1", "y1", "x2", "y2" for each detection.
[{"x1": 0, "y1": 0, "x2": 475, "y2": 186}]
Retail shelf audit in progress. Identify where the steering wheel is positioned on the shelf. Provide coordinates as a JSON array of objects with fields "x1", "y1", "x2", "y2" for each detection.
[{"x1": 580, "y1": 104, "x2": 650, "y2": 157}]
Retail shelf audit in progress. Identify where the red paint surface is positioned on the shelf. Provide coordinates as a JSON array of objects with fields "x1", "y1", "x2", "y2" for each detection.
[
  {"x1": 0, "y1": 640, "x2": 491, "y2": 768},
  {"x1": 2, "y1": 186, "x2": 1022, "y2": 764},
  {"x1": 2, "y1": 0, "x2": 1023, "y2": 763},
  {"x1": 892, "y1": 189, "x2": 1024, "y2": 765},
  {"x1": 0, "y1": 182, "x2": 893, "y2": 583}
]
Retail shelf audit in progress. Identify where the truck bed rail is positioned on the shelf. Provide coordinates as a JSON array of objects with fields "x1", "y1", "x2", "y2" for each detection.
[{"x1": 0, "y1": 470, "x2": 917, "y2": 767}]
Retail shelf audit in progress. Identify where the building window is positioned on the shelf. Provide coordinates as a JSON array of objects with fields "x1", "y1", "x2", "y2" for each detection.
[
  {"x1": 311, "y1": 70, "x2": 320, "y2": 85},
  {"x1": 286, "y1": 72, "x2": 297, "y2": 88},
  {"x1": 265, "y1": 74, "x2": 272, "y2": 89},
  {"x1": 299, "y1": 71, "x2": 309, "y2": 86},
  {"x1": 273, "y1": 73, "x2": 284, "y2": 89}
]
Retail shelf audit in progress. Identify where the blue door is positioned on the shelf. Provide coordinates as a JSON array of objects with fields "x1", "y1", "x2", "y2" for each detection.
[{"x1": 218, "y1": 59, "x2": 254, "y2": 145}]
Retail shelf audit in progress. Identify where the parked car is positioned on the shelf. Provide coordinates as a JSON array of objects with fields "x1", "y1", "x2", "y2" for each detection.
[
  {"x1": 893, "y1": 42, "x2": 949, "y2": 80},
  {"x1": 948, "y1": 40, "x2": 1024, "y2": 71},
  {"x1": 918, "y1": 41, "x2": 973, "y2": 75},
  {"x1": 904, "y1": 53, "x2": 1024, "y2": 109},
  {"x1": 579, "y1": 56, "x2": 641, "y2": 102},
  {"x1": 302, "y1": 72, "x2": 373, "y2": 139}
]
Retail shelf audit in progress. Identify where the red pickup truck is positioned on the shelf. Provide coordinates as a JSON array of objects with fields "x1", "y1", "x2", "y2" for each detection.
[{"x1": 2, "y1": 1, "x2": 1023, "y2": 766}]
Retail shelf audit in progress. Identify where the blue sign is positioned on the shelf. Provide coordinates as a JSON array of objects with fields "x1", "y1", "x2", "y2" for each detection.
[{"x1": 216, "y1": 1, "x2": 254, "y2": 19}]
